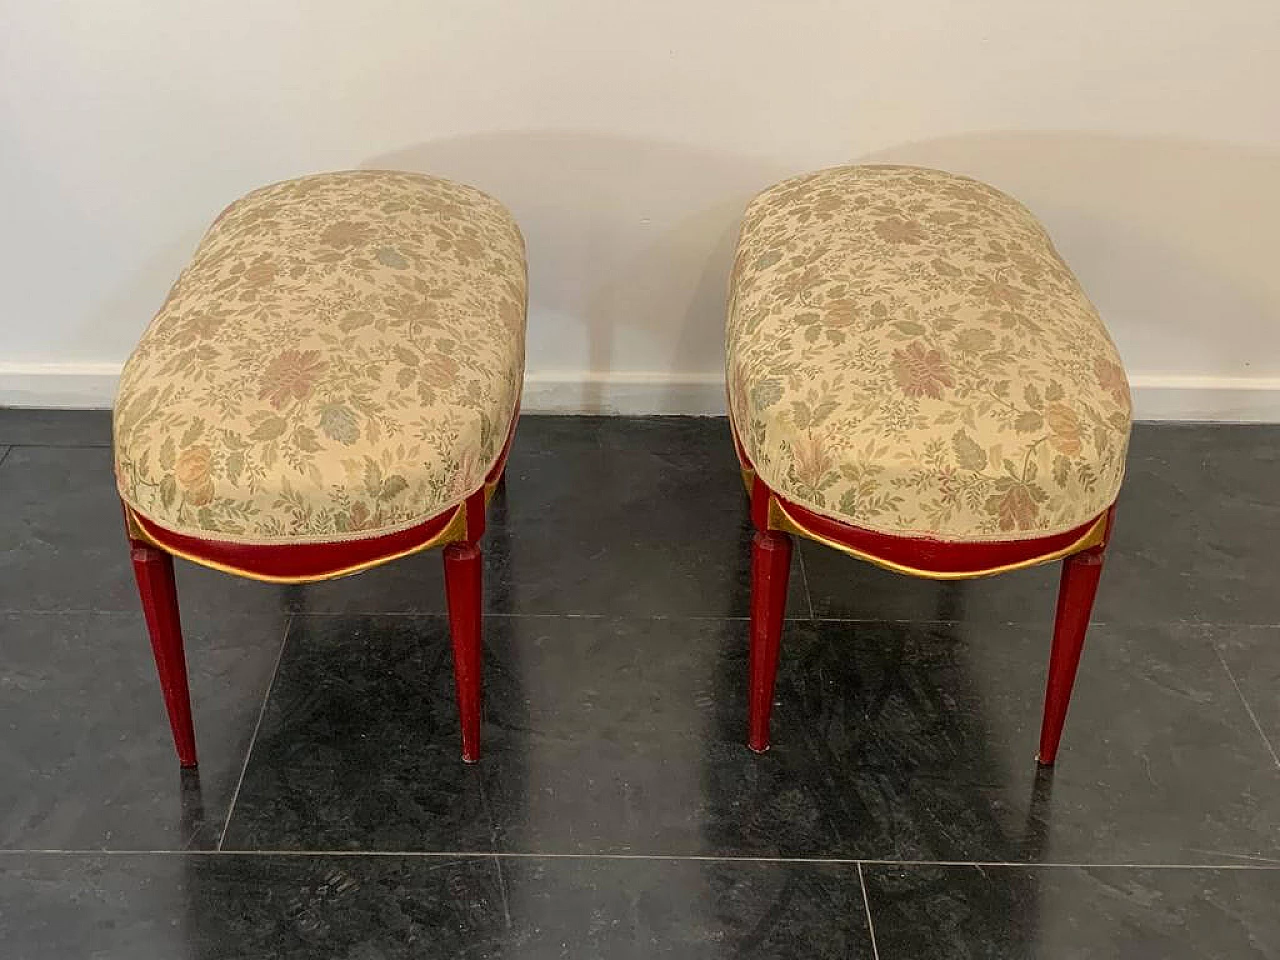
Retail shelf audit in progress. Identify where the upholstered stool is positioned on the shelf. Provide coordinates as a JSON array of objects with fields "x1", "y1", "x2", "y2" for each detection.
[
  {"x1": 114, "y1": 171, "x2": 526, "y2": 765},
  {"x1": 726, "y1": 165, "x2": 1131, "y2": 764}
]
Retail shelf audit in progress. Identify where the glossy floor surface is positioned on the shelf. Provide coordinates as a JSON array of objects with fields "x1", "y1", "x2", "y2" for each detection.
[{"x1": 1, "y1": 411, "x2": 1278, "y2": 958}]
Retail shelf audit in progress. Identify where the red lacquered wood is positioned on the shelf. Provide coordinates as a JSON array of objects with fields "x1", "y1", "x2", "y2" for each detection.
[
  {"x1": 463, "y1": 488, "x2": 487, "y2": 543},
  {"x1": 129, "y1": 541, "x2": 198, "y2": 768},
  {"x1": 443, "y1": 541, "x2": 484, "y2": 763},
  {"x1": 132, "y1": 504, "x2": 460, "y2": 582},
  {"x1": 750, "y1": 475, "x2": 772, "y2": 533},
  {"x1": 747, "y1": 530, "x2": 792, "y2": 753},
  {"x1": 1037, "y1": 528, "x2": 1111, "y2": 766}
]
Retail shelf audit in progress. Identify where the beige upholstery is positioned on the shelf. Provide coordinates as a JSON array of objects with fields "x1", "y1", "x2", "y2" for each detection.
[
  {"x1": 727, "y1": 165, "x2": 1131, "y2": 541},
  {"x1": 114, "y1": 171, "x2": 526, "y2": 545}
]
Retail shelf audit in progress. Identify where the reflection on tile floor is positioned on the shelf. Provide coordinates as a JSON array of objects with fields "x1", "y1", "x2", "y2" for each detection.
[
  {"x1": 861, "y1": 864, "x2": 1280, "y2": 959},
  {"x1": 1, "y1": 414, "x2": 1278, "y2": 957}
]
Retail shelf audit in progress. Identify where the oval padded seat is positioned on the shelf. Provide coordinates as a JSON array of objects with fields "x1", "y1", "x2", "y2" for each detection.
[
  {"x1": 114, "y1": 170, "x2": 526, "y2": 546},
  {"x1": 727, "y1": 164, "x2": 1132, "y2": 542}
]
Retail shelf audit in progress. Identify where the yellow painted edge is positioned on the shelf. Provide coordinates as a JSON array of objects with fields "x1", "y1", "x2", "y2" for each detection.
[
  {"x1": 768, "y1": 499, "x2": 1108, "y2": 581},
  {"x1": 484, "y1": 474, "x2": 503, "y2": 503},
  {"x1": 127, "y1": 504, "x2": 469, "y2": 584},
  {"x1": 123, "y1": 506, "x2": 147, "y2": 542}
]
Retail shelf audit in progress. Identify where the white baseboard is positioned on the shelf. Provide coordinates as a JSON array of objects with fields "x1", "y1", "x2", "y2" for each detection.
[
  {"x1": 521, "y1": 371, "x2": 727, "y2": 415},
  {"x1": 0, "y1": 363, "x2": 123, "y2": 409},
  {"x1": 1126, "y1": 375, "x2": 1280, "y2": 422},
  {"x1": 3, "y1": 362, "x2": 1280, "y2": 422}
]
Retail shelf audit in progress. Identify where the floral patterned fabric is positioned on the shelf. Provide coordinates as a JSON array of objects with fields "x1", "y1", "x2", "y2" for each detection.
[
  {"x1": 727, "y1": 165, "x2": 1131, "y2": 542},
  {"x1": 114, "y1": 171, "x2": 526, "y2": 545}
]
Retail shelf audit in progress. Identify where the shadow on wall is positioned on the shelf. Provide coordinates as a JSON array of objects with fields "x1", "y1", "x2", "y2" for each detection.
[
  {"x1": 87, "y1": 228, "x2": 208, "y2": 364},
  {"x1": 855, "y1": 132, "x2": 1280, "y2": 381},
  {"x1": 369, "y1": 131, "x2": 1280, "y2": 413},
  {"x1": 364, "y1": 133, "x2": 795, "y2": 413},
  {"x1": 61, "y1": 131, "x2": 1280, "y2": 413}
]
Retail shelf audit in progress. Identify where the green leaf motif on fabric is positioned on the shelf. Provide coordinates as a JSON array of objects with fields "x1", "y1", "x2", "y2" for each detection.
[
  {"x1": 249, "y1": 417, "x2": 288, "y2": 441},
  {"x1": 951, "y1": 429, "x2": 988, "y2": 472},
  {"x1": 160, "y1": 475, "x2": 176, "y2": 509},
  {"x1": 293, "y1": 425, "x2": 321, "y2": 454},
  {"x1": 751, "y1": 379, "x2": 784, "y2": 410},
  {"x1": 319, "y1": 404, "x2": 361, "y2": 446},
  {"x1": 380, "y1": 474, "x2": 409, "y2": 501},
  {"x1": 1014, "y1": 411, "x2": 1044, "y2": 433}
]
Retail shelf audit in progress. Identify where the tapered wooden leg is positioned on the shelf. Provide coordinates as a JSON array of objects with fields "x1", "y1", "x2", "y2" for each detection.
[
  {"x1": 130, "y1": 542, "x2": 198, "y2": 768},
  {"x1": 747, "y1": 530, "x2": 793, "y2": 753},
  {"x1": 444, "y1": 541, "x2": 483, "y2": 763},
  {"x1": 1037, "y1": 542, "x2": 1107, "y2": 766}
]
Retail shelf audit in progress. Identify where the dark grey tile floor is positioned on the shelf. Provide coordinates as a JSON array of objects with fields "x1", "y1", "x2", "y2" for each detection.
[{"x1": 1, "y1": 411, "x2": 1278, "y2": 958}]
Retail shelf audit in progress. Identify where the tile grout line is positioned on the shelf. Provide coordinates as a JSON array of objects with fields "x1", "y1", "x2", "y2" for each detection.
[
  {"x1": 0, "y1": 610, "x2": 860, "y2": 624},
  {"x1": 2, "y1": 606, "x2": 1280, "y2": 631},
  {"x1": 2, "y1": 849, "x2": 1279, "y2": 869},
  {"x1": 216, "y1": 615, "x2": 294, "y2": 851},
  {"x1": 1212, "y1": 640, "x2": 1280, "y2": 770},
  {"x1": 856, "y1": 862, "x2": 881, "y2": 960}
]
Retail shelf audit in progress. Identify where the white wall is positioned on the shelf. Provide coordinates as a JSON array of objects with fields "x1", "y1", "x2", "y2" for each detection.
[{"x1": 2, "y1": 0, "x2": 1278, "y2": 417}]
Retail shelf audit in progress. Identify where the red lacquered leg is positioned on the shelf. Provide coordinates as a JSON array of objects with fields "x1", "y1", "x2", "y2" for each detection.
[
  {"x1": 443, "y1": 541, "x2": 483, "y2": 763},
  {"x1": 130, "y1": 541, "x2": 198, "y2": 768},
  {"x1": 1036, "y1": 541, "x2": 1107, "y2": 766},
  {"x1": 747, "y1": 530, "x2": 793, "y2": 753}
]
